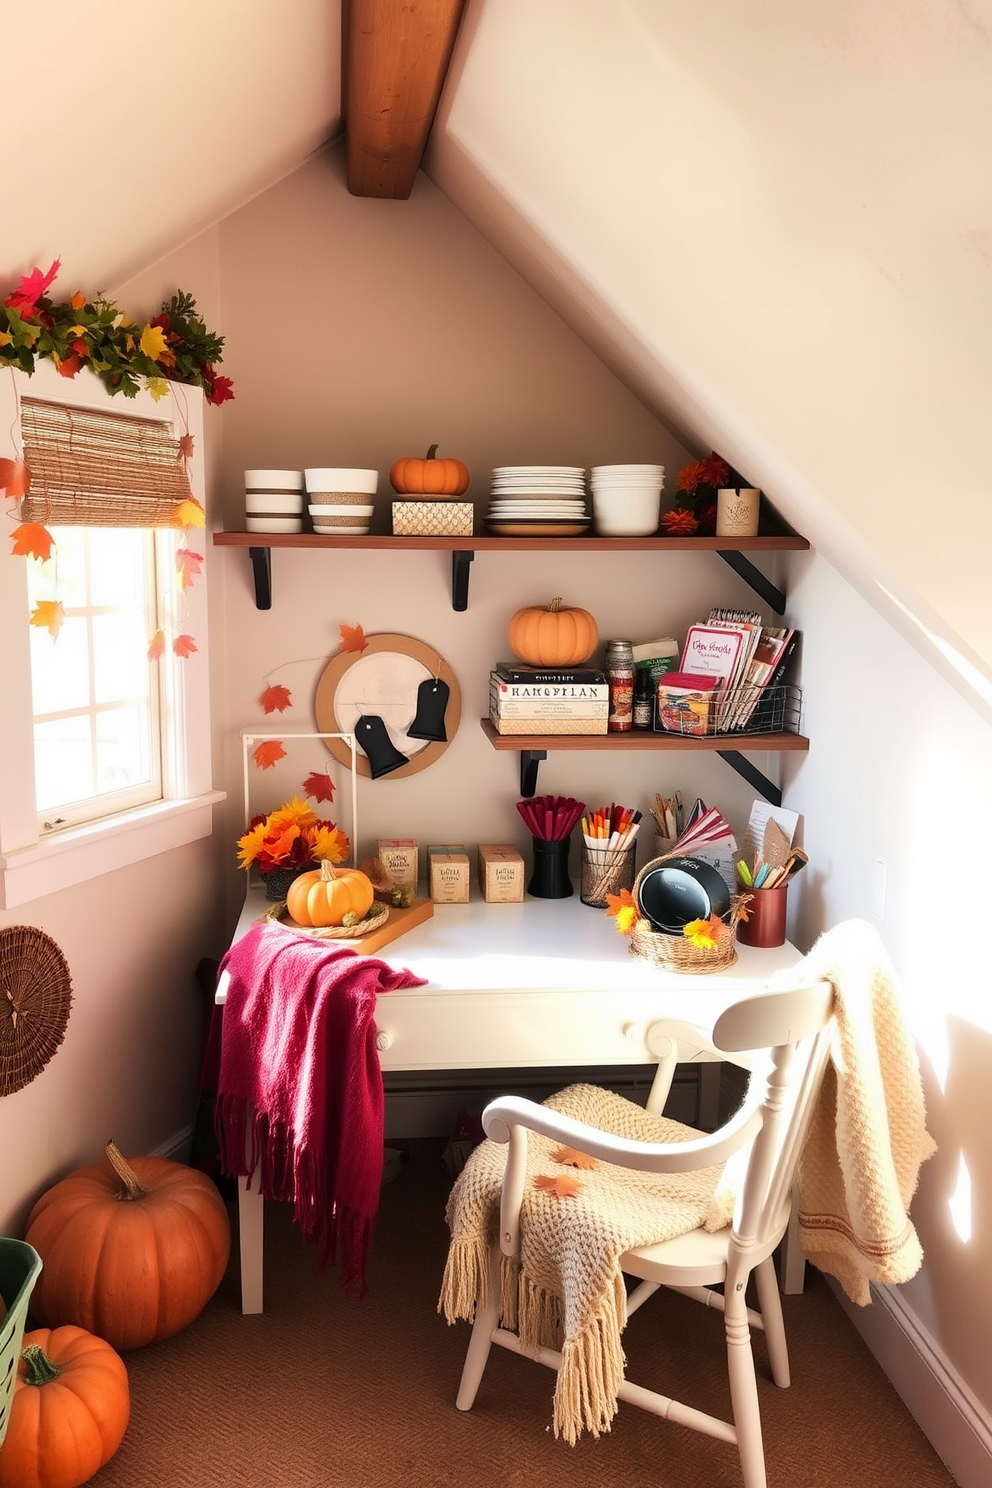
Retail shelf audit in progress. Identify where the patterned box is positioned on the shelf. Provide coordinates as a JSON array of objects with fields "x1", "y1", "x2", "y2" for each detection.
[{"x1": 392, "y1": 502, "x2": 474, "y2": 537}]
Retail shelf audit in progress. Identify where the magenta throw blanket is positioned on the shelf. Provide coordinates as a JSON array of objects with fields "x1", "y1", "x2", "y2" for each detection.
[{"x1": 214, "y1": 919, "x2": 427, "y2": 1294}]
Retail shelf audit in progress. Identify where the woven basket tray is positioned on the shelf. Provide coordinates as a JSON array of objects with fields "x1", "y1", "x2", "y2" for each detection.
[{"x1": 627, "y1": 854, "x2": 745, "y2": 975}]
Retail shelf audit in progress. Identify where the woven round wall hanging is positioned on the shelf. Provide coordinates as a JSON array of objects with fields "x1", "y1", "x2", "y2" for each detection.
[{"x1": 0, "y1": 925, "x2": 73, "y2": 1097}]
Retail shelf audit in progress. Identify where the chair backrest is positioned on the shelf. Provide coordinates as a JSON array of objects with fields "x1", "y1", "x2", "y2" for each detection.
[{"x1": 712, "y1": 980, "x2": 835, "y2": 1261}]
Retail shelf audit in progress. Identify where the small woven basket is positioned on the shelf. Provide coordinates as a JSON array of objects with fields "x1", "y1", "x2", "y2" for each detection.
[
  {"x1": 627, "y1": 855, "x2": 745, "y2": 975},
  {"x1": 1, "y1": 1239, "x2": 43, "y2": 1447}
]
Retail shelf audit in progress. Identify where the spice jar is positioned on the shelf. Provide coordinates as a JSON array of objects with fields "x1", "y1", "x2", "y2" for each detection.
[
  {"x1": 605, "y1": 639, "x2": 635, "y2": 732},
  {"x1": 632, "y1": 666, "x2": 655, "y2": 730}
]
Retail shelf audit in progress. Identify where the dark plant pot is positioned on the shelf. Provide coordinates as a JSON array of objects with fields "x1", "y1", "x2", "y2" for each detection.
[{"x1": 261, "y1": 866, "x2": 312, "y2": 902}]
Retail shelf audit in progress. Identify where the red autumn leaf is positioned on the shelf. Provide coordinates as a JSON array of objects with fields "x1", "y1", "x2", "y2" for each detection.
[
  {"x1": 56, "y1": 353, "x2": 83, "y2": 379},
  {"x1": 205, "y1": 374, "x2": 235, "y2": 406},
  {"x1": 339, "y1": 622, "x2": 367, "y2": 653},
  {"x1": 147, "y1": 630, "x2": 166, "y2": 660},
  {"x1": 551, "y1": 1146, "x2": 597, "y2": 1170},
  {"x1": 253, "y1": 740, "x2": 287, "y2": 770},
  {"x1": 29, "y1": 600, "x2": 64, "y2": 638},
  {"x1": 0, "y1": 458, "x2": 31, "y2": 496},
  {"x1": 172, "y1": 633, "x2": 198, "y2": 658},
  {"x1": 303, "y1": 771, "x2": 336, "y2": 803},
  {"x1": 11, "y1": 522, "x2": 54, "y2": 561},
  {"x1": 534, "y1": 1173, "x2": 584, "y2": 1199},
  {"x1": 260, "y1": 683, "x2": 292, "y2": 714},
  {"x1": 4, "y1": 259, "x2": 60, "y2": 312},
  {"x1": 177, "y1": 432, "x2": 195, "y2": 461},
  {"x1": 176, "y1": 547, "x2": 203, "y2": 588}
]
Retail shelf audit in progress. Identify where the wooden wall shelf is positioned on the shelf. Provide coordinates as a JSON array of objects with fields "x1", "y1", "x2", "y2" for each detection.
[
  {"x1": 479, "y1": 719, "x2": 810, "y2": 804},
  {"x1": 212, "y1": 531, "x2": 810, "y2": 612}
]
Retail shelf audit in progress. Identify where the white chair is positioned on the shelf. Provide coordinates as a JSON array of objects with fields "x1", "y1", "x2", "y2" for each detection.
[{"x1": 452, "y1": 978, "x2": 835, "y2": 1488}]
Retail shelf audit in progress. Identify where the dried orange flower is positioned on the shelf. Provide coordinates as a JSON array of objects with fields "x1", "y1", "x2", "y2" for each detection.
[
  {"x1": 661, "y1": 507, "x2": 699, "y2": 535},
  {"x1": 605, "y1": 887, "x2": 638, "y2": 936},
  {"x1": 682, "y1": 913, "x2": 724, "y2": 950}
]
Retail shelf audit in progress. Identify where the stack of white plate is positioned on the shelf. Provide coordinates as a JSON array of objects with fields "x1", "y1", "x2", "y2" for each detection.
[
  {"x1": 590, "y1": 463, "x2": 665, "y2": 536},
  {"x1": 245, "y1": 470, "x2": 304, "y2": 534},
  {"x1": 485, "y1": 465, "x2": 589, "y2": 536}
]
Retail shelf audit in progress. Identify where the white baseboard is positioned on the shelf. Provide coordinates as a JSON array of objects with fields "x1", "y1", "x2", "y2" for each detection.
[{"x1": 829, "y1": 1277, "x2": 992, "y2": 1488}]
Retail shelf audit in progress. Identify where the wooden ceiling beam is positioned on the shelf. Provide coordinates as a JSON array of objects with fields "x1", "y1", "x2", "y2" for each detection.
[{"x1": 343, "y1": 0, "x2": 466, "y2": 199}]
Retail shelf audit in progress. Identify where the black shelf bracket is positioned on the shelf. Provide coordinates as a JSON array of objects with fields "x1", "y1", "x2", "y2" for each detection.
[
  {"x1": 717, "y1": 550, "x2": 786, "y2": 615},
  {"x1": 519, "y1": 749, "x2": 547, "y2": 797},
  {"x1": 716, "y1": 750, "x2": 782, "y2": 807},
  {"x1": 452, "y1": 550, "x2": 474, "y2": 610},
  {"x1": 248, "y1": 547, "x2": 272, "y2": 610}
]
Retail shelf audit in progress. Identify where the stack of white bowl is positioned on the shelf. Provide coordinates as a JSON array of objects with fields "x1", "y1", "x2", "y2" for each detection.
[
  {"x1": 245, "y1": 470, "x2": 304, "y2": 533},
  {"x1": 590, "y1": 464, "x2": 665, "y2": 536},
  {"x1": 305, "y1": 468, "x2": 378, "y2": 535}
]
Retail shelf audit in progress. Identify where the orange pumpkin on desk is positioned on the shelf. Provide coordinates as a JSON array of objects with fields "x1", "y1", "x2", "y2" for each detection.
[
  {"x1": 285, "y1": 862, "x2": 375, "y2": 928},
  {"x1": 390, "y1": 444, "x2": 470, "y2": 498}
]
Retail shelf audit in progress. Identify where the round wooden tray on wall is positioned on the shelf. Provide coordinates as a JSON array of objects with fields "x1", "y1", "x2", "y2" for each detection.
[{"x1": 313, "y1": 632, "x2": 461, "y2": 780}]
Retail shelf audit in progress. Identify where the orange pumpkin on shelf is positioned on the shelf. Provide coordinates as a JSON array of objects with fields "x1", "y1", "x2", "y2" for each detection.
[
  {"x1": 24, "y1": 1143, "x2": 231, "y2": 1352},
  {"x1": 0, "y1": 1326, "x2": 130, "y2": 1488},
  {"x1": 285, "y1": 861, "x2": 375, "y2": 928},
  {"x1": 507, "y1": 597, "x2": 598, "y2": 667},
  {"x1": 389, "y1": 444, "x2": 470, "y2": 498}
]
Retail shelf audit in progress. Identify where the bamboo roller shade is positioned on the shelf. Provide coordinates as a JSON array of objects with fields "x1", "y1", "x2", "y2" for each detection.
[{"x1": 19, "y1": 399, "x2": 193, "y2": 527}]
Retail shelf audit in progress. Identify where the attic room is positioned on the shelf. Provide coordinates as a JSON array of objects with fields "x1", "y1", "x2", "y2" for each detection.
[{"x1": 0, "y1": 3, "x2": 989, "y2": 1486}]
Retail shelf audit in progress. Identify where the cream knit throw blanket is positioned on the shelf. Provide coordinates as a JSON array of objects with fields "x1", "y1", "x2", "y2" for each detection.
[
  {"x1": 438, "y1": 1082, "x2": 732, "y2": 1444},
  {"x1": 781, "y1": 919, "x2": 936, "y2": 1306}
]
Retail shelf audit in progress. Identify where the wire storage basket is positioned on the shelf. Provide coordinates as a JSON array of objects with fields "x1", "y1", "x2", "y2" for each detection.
[{"x1": 0, "y1": 1238, "x2": 42, "y2": 1446}]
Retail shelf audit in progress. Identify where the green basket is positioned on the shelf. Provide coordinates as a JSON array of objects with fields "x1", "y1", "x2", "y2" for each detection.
[{"x1": 0, "y1": 1239, "x2": 43, "y2": 1446}]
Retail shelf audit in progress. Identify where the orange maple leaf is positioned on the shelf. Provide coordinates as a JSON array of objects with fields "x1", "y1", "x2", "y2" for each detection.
[
  {"x1": 253, "y1": 740, "x2": 287, "y2": 770},
  {"x1": 176, "y1": 433, "x2": 195, "y2": 461},
  {"x1": 259, "y1": 683, "x2": 292, "y2": 715},
  {"x1": 339, "y1": 622, "x2": 367, "y2": 653},
  {"x1": 11, "y1": 522, "x2": 53, "y2": 561},
  {"x1": 172, "y1": 498, "x2": 205, "y2": 530},
  {"x1": 176, "y1": 547, "x2": 203, "y2": 589},
  {"x1": 29, "y1": 600, "x2": 64, "y2": 638},
  {"x1": 172, "y1": 633, "x2": 198, "y2": 658},
  {"x1": 0, "y1": 457, "x2": 31, "y2": 496},
  {"x1": 551, "y1": 1146, "x2": 597, "y2": 1170},
  {"x1": 303, "y1": 770, "x2": 336, "y2": 803},
  {"x1": 70, "y1": 290, "x2": 87, "y2": 310},
  {"x1": 147, "y1": 630, "x2": 166, "y2": 660},
  {"x1": 534, "y1": 1173, "x2": 584, "y2": 1199}
]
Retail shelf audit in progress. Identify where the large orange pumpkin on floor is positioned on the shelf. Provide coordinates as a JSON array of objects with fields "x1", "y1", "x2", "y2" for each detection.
[
  {"x1": 24, "y1": 1143, "x2": 230, "y2": 1351},
  {"x1": 507, "y1": 597, "x2": 598, "y2": 667},
  {"x1": 389, "y1": 444, "x2": 470, "y2": 497},
  {"x1": 285, "y1": 861, "x2": 375, "y2": 928},
  {"x1": 0, "y1": 1326, "x2": 129, "y2": 1488}
]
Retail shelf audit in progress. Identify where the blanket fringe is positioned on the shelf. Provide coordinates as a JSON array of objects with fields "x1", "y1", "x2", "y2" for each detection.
[
  {"x1": 438, "y1": 1235, "x2": 492, "y2": 1324},
  {"x1": 551, "y1": 1272, "x2": 627, "y2": 1444}
]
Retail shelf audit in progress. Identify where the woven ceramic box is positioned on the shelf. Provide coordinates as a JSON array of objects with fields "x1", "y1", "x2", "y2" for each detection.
[{"x1": 392, "y1": 502, "x2": 474, "y2": 537}]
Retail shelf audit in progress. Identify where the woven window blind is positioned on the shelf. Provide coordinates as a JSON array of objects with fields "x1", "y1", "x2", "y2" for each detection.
[{"x1": 19, "y1": 399, "x2": 193, "y2": 527}]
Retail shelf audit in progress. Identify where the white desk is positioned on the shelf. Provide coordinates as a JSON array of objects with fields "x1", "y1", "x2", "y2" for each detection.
[{"x1": 217, "y1": 888, "x2": 801, "y2": 1312}]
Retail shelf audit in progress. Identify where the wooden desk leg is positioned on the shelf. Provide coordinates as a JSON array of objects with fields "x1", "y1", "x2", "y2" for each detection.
[
  {"x1": 780, "y1": 1188, "x2": 807, "y2": 1296},
  {"x1": 238, "y1": 1177, "x2": 264, "y2": 1314}
]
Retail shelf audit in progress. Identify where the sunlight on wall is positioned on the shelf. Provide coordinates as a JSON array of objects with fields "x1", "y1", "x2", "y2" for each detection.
[{"x1": 949, "y1": 1152, "x2": 973, "y2": 1245}]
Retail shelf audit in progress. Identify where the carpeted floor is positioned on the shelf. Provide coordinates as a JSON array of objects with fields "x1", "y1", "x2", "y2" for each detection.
[{"x1": 88, "y1": 1141, "x2": 957, "y2": 1488}]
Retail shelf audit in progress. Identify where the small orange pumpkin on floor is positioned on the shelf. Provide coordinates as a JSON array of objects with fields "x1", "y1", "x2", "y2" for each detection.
[
  {"x1": 0, "y1": 1325, "x2": 129, "y2": 1488},
  {"x1": 389, "y1": 444, "x2": 470, "y2": 497},
  {"x1": 285, "y1": 861, "x2": 375, "y2": 928},
  {"x1": 507, "y1": 597, "x2": 598, "y2": 667}
]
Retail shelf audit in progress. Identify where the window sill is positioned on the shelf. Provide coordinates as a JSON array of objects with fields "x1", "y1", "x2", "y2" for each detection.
[{"x1": 0, "y1": 791, "x2": 226, "y2": 909}]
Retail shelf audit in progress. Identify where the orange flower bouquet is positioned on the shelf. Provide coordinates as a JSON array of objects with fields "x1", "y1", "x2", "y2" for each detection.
[
  {"x1": 237, "y1": 795, "x2": 350, "y2": 900},
  {"x1": 662, "y1": 452, "x2": 737, "y2": 536}
]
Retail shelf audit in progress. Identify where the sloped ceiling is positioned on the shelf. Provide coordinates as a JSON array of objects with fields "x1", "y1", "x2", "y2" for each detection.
[{"x1": 6, "y1": 1, "x2": 991, "y2": 699}]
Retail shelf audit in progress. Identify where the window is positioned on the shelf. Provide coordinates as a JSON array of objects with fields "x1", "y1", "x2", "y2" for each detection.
[
  {"x1": 27, "y1": 526, "x2": 163, "y2": 831},
  {"x1": 0, "y1": 362, "x2": 223, "y2": 910}
]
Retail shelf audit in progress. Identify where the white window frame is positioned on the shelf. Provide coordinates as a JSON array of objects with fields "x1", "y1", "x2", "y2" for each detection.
[{"x1": 0, "y1": 362, "x2": 224, "y2": 909}]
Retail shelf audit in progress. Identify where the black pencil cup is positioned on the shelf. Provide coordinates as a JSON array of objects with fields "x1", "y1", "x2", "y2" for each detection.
[{"x1": 528, "y1": 837, "x2": 573, "y2": 899}]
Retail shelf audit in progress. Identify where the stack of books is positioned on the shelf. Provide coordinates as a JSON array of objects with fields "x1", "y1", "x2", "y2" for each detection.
[{"x1": 488, "y1": 662, "x2": 609, "y2": 735}]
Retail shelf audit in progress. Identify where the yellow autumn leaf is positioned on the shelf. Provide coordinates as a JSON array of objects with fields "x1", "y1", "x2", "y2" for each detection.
[
  {"x1": 68, "y1": 324, "x2": 89, "y2": 337},
  {"x1": 139, "y1": 322, "x2": 169, "y2": 360},
  {"x1": 0, "y1": 330, "x2": 12, "y2": 347},
  {"x1": 30, "y1": 600, "x2": 64, "y2": 638},
  {"x1": 172, "y1": 498, "x2": 205, "y2": 529},
  {"x1": 147, "y1": 377, "x2": 170, "y2": 402}
]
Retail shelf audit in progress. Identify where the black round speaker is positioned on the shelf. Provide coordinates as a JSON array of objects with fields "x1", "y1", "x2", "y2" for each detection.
[{"x1": 637, "y1": 856, "x2": 731, "y2": 935}]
